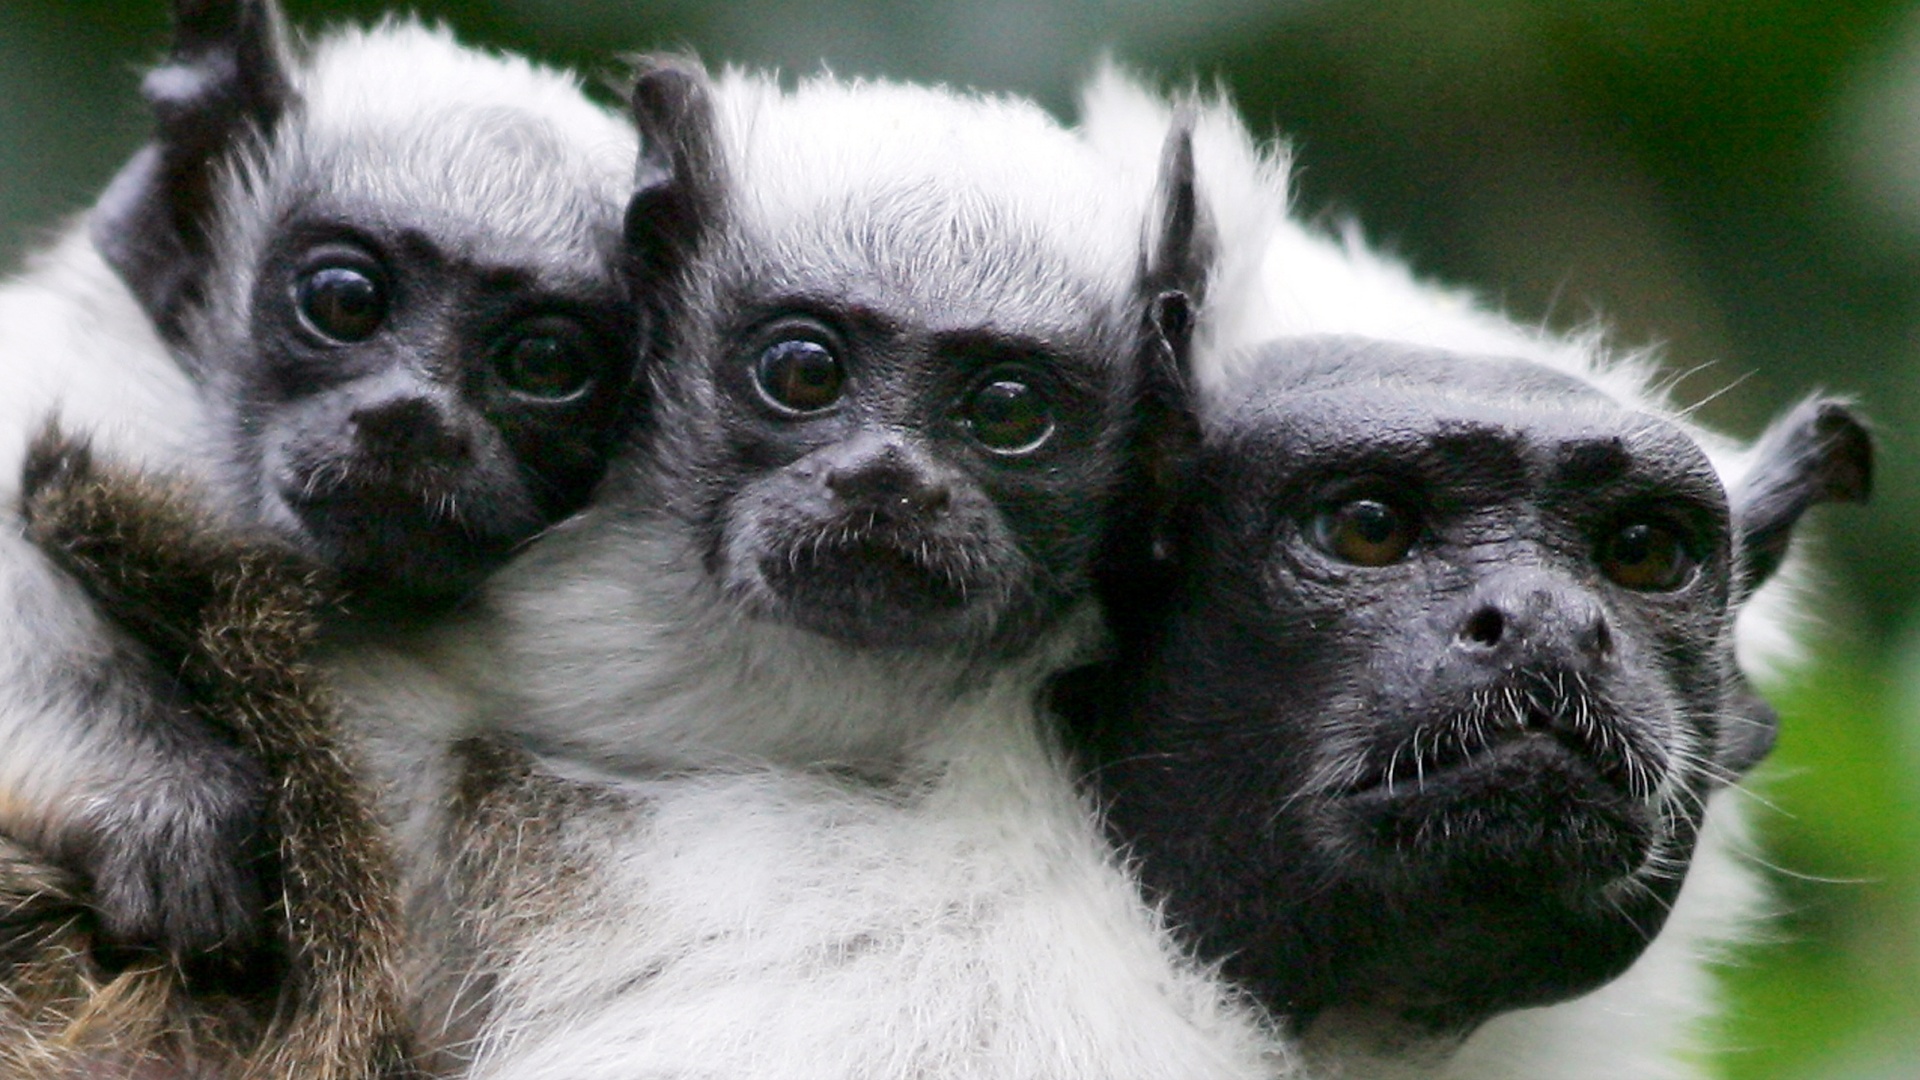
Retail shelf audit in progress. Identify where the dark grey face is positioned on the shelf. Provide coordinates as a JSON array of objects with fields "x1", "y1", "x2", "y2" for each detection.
[
  {"x1": 87, "y1": 0, "x2": 639, "y2": 612},
  {"x1": 681, "y1": 296, "x2": 1131, "y2": 653},
  {"x1": 1075, "y1": 336, "x2": 1869, "y2": 1035},
  {"x1": 230, "y1": 205, "x2": 636, "y2": 608},
  {"x1": 610, "y1": 57, "x2": 1208, "y2": 660}
]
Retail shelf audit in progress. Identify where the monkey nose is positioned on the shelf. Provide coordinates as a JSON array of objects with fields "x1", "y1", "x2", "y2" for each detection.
[
  {"x1": 1452, "y1": 575, "x2": 1613, "y2": 666},
  {"x1": 350, "y1": 396, "x2": 470, "y2": 462},
  {"x1": 823, "y1": 442, "x2": 952, "y2": 519}
]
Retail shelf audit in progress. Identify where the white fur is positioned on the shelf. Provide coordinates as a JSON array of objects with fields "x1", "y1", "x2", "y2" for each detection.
[
  {"x1": 336, "y1": 68, "x2": 1296, "y2": 1079},
  {"x1": 1075, "y1": 67, "x2": 1786, "y2": 1080},
  {"x1": 0, "y1": 17, "x2": 633, "y2": 938},
  {"x1": 0, "y1": 224, "x2": 209, "y2": 857},
  {"x1": 381, "y1": 677, "x2": 1289, "y2": 1080},
  {"x1": 334, "y1": 62, "x2": 1801, "y2": 1080}
]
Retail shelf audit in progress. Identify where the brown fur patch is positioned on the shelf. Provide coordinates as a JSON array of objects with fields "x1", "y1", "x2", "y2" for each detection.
[{"x1": 8, "y1": 424, "x2": 417, "y2": 1079}]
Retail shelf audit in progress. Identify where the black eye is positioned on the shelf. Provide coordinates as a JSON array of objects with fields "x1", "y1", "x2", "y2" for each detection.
[
  {"x1": 497, "y1": 331, "x2": 596, "y2": 402},
  {"x1": 753, "y1": 339, "x2": 844, "y2": 414},
  {"x1": 962, "y1": 378, "x2": 1054, "y2": 454},
  {"x1": 1311, "y1": 498, "x2": 1416, "y2": 566},
  {"x1": 1598, "y1": 520, "x2": 1695, "y2": 591},
  {"x1": 295, "y1": 265, "x2": 387, "y2": 343}
]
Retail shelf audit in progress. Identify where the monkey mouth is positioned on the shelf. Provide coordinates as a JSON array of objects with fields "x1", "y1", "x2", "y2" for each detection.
[
  {"x1": 1328, "y1": 673, "x2": 1671, "y2": 894},
  {"x1": 269, "y1": 460, "x2": 545, "y2": 603},
  {"x1": 1341, "y1": 674, "x2": 1660, "y2": 803},
  {"x1": 741, "y1": 518, "x2": 1016, "y2": 648},
  {"x1": 279, "y1": 452, "x2": 475, "y2": 510}
]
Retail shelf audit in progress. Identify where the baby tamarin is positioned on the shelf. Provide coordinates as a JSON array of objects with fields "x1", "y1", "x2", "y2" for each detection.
[
  {"x1": 1067, "y1": 335, "x2": 1870, "y2": 1068},
  {"x1": 0, "y1": 0, "x2": 638, "y2": 1075},
  {"x1": 0, "y1": 0, "x2": 636, "y2": 969},
  {"x1": 332, "y1": 58, "x2": 1300, "y2": 1080}
]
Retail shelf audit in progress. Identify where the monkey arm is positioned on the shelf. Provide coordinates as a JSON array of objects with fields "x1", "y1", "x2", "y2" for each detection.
[
  {"x1": 17, "y1": 423, "x2": 416, "y2": 1080},
  {"x1": 0, "y1": 496, "x2": 267, "y2": 960}
]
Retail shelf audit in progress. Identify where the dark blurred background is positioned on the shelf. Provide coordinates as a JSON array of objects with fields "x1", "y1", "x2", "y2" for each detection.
[{"x1": 3, "y1": 0, "x2": 1916, "y2": 1074}]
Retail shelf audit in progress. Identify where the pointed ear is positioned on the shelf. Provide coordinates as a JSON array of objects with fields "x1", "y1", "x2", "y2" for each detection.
[
  {"x1": 1715, "y1": 675, "x2": 1780, "y2": 778},
  {"x1": 1094, "y1": 115, "x2": 1214, "y2": 644},
  {"x1": 1140, "y1": 108, "x2": 1211, "y2": 372},
  {"x1": 1732, "y1": 397, "x2": 1872, "y2": 595},
  {"x1": 623, "y1": 55, "x2": 723, "y2": 297},
  {"x1": 1132, "y1": 115, "x2": 1212, "y2": 558},
  {"x1": 92, "y1": 0, "x2": 296, "y2": 346}
]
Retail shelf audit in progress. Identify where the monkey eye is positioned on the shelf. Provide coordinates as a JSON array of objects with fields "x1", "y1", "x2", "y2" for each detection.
[
  {"x1": 961, "y1": 377, "x2": 1054, "y2": 455},
  {"x1": 1311, "y1": 497, "x2": 1416, "y2": 566},
  {"x1": 1597, "y1": 519, "x2": 1696, "y2": 591},
  {"x1": 496, "y1": 325, "x2": 596, "y2": 403},
  {"x1": 295, "y1": 265, "x2": 388, "y2": 343},
  {"x1": 753, "y1": 339, "x2": 844, "y2": 415}
]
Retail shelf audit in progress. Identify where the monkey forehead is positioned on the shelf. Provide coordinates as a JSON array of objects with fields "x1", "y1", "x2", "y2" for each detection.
[
  {"x1": 705, "y1": 71, "x2": 1153, "y2": 341},
  {"x1": 1207, "y1": 337, "x2": 1722, "y2": 496},
  {"x1": 260, "y1": 21, "x2": 636, "y2": 278},
  {"x1": 1216, "y1": 335, "x2": 1610, "y2": 405}
]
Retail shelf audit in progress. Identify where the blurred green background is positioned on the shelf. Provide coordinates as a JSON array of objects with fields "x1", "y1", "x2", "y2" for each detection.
[{"x1": 2, "y1": 0, "x2": 1916, "y2": 1074}]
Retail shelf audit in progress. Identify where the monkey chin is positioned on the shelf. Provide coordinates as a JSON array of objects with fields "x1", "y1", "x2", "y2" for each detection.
[{"x1": 1297, "y1": 694, "x2": 1692, "y2": 1033}]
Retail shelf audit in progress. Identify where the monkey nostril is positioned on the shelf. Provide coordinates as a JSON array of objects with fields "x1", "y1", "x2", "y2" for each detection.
[
  {"x1": 1586, "y1": 616, "x2": 1615, "y2": 659},
  {"x1": 351, "y1": 398, "x2": 467, "y2": 461},
  {"x1": 825, "y1": 455, "x2": 950, "y2": 519},
  {"x1": 908, "y1": 484, "x2": 951, "y2": 515},
  {"x1": 1460, "y1": 606, "x2": 1505, "y2": 649}
]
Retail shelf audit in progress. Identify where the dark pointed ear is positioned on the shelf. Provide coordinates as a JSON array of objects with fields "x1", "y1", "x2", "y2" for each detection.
[
  {"x1": 623, "y1": 55, "x2": 723, "y2": 297},
  {"x1": 1132, "y1": 114, "x2": 1213, "y2": 560},
  {"x1": 92, "y1": 0, "x2": 296, "y2": 347},
  {"x1": 1732, "y1": 397, "x2": 1872, "y2": 595},
  {"x1": 1095, "y1": 116, "x2": 1215, "y2": 650},
  {"x1": 1140, "y1": 108, "x2": 1211, "y2": 374},
  {"x1": 1714, "y1": 676, "x2": 1780, "y2": 779}
]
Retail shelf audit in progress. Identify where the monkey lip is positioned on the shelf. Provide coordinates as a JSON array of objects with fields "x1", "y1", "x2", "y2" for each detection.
[
  {"x1": 1333, "y1": 703, "x2": 1664, "y2": 894},
  {"x1": 747, "y1": 529, "x2": 1008, "y2": 648},
  {"x1": 1339, "y1": 691, "x2": 1652, "y2": 803},
  {"x1": 279, "y1": 461, "x2": 472, "y2": 510},
  {"x1": 1344, "y1": 731, "x2": 1595, "y2": 799},
  {"x1": 764, "y1": 514, "x2": 997, "y2": 597}
]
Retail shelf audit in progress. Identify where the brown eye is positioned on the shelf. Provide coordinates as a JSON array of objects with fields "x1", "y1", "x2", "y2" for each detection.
[
  {"x1": 962, "y1": 378, "x2": 1054, "y2": 454},
  {"x1": 1312, "y1": 498, "x2": 1415, "y2": 566},
  {"x1": 497, "y1": 332, "x2": 594, "y2": 402},
  {"x1": 296, "y1": 265, "x2": 387, "y2": 342},
  {"x1": 754, "y1": 339, "x2": 843, "y2": 414},
  {"x1": 1599, "y1": 520, "x2": 1695, "y2": 590}
]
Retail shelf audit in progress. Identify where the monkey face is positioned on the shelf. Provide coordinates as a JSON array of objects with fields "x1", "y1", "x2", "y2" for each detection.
[
  {"x1": 612, "y1": 65, "x2": 1154, "y2": 659},
  {"x1": 1090, "y1": 339, "x2": 1758, "y2": 1032},
  {"x1": 679, "y1": 302, "x2": 1129, "y2": 653},
  {"x1": 224, "y1": 207, "x2": 635, "y2": 608},
  {"x1": 157, "y1": 45, "x2": 643, "y2": 611}
]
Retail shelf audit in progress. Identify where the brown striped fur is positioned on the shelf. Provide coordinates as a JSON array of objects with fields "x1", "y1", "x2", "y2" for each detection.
[{"x1": 3, "y1": 424, "x2": 414, "y2": 1079}]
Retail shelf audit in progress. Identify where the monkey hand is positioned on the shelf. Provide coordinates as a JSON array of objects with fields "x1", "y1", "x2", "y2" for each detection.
[
  {"x1": 74, "y1": 737, "x2": 270, "y2": 958},
  {"x1": 18, "y1": 422, "x2": 313, "y2": 958}
]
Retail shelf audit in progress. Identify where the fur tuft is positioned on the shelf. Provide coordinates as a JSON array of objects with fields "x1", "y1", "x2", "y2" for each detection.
[{"x1": 12, "y1": 429, "x2": 414, "y2": 1080}]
